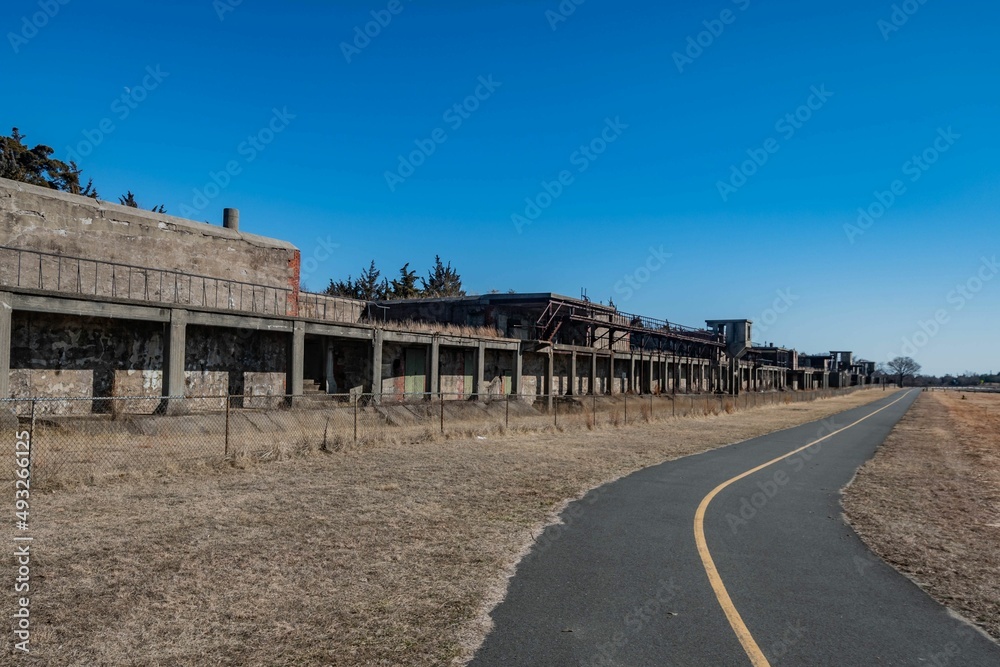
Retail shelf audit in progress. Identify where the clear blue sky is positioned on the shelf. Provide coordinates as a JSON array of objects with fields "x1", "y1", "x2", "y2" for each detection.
[{"x1": 3, "y1": 0, "x2": 998, "y2": 376}]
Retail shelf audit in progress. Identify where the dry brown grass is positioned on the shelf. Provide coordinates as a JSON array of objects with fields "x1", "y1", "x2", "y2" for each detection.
[
  {"x1": 844, "y1": 390, "x2": 1000, "y2": 640},
  {"x1": 6, "y1": 389, "x2": 893, "y2": 666},
  {"x1": 377, "y1": 318, "x2": 502, "y2": 338}
]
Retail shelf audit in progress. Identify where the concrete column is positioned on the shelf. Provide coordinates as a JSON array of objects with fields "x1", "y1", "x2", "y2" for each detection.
[
  {"x1": 0, "y1": 292, "x2": 11, "y2": 400},
  {"x1": 325, "y1": 339, "x2": 335, "y2": 394},
  {"x1": 289, "y1": 320, "x2": 305, "y2": 399},
  {"x1": 160, "y1": 308, "x2": 188, "y2": 414},
  {"x1": 590, "y1": 352, "x2": 597, "y2": 395},
  {"x1": 569, "y1": 351, "x2": 577, "y2": 396},
  {"x1": 609, "y1": 350, "x2": 616, "y2": 395},
  {"x1": 646, "y1": 355, "x2": 654, "y2": 395},
  {"x1": 163, "y1": 308, "x2": 187, "y2": 399},
  {"x1": 513, "y1": 344, "x2": 522, "y2": 396},
  {"x1": 546, "y1": 349, "x2": 554, "y2": 410},
  {"x1": 371, "y1": 329, "x2": 384, "y2": 395},
  {"x1": 430, "y1": 337, "x2": 440, "y2": 397},
  {"x1": 475, "y1": 341, "x2": 486, "y2": 399},
  {"x1": 629, "y1": 354, "x2": 636, "y2": 393}
]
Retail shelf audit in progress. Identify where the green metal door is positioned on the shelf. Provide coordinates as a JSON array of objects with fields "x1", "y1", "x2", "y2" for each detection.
[
  {"x1": 464, "y1": 350, "x2": 475, "y2": 397},
  {"x1": 404, "y1": 349, "x2": 426, "y2": 396}
]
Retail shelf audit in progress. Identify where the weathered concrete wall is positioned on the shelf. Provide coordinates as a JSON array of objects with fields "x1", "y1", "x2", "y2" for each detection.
[
  {"x1": 244, "y1": 372, "x2": 287, "y2": 408},
  {"x1": 10, "y1": 312, "x2": 164, "y2": 400},
  {"x1": 521, "y1": 352, "x2": 545, "y2": 397},
  {"x1": 185, "y1": 325, "x2": 286, "y2": 398},
  {"x1": 9, "y1": 369, "x2": 93, "y2": 414},
  {"x1": 9, "y1": 314, "x2": 288, "y2": 409},
  {"x1": 440, "y1": 347, "x2": 471, "y2": 398},
  {"x1": 0, "y1": 177, "x2": 301, "y2": 314},
  {"x1": 330, "y1": 340, "x2": 370, "y2": 394}
]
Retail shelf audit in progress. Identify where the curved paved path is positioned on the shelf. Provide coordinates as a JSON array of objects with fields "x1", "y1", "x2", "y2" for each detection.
[{"x1": 470, "y1": 390, "x2": 1000, "y2": 666}]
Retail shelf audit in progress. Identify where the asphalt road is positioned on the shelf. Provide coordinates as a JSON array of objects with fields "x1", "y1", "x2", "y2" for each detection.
[{"x1": 470, "y1": 389, "x2": 1000, "y2": 666}]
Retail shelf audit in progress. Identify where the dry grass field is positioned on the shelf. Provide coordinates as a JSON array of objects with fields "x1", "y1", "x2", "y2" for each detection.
[
  {"x1": 845, "y1": 390, "x2": 1000, "y2": 641},
  {"x1": 5, "y1": 388, "x2": 892, "y2": 666}
]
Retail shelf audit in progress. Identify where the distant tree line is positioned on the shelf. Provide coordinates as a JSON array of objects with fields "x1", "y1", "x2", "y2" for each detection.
[
  {"x1": 0, "y1": 127, "x2": 165, "y2": 212},
  {"x1": 875, "y1": 357, "x2": 998, "y2": 387},
  {"x1": 324, "y1": 256, "x2": 465, "y2": 301}
]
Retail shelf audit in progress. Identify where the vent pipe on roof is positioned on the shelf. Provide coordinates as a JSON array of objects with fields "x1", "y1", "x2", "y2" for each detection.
[{"x1": 223, "y1": 208, "x2": 239, "y2": 231}]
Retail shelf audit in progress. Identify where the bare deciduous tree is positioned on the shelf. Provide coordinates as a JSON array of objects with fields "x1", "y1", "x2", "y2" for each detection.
[{"x1": 886, "y1": 356, "x2": 921, "y2": 387}]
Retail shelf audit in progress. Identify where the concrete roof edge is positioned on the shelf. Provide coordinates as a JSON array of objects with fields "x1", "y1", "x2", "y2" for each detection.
[{"x1": 0, "y1": 176, "x2": 299, "y2": 252}]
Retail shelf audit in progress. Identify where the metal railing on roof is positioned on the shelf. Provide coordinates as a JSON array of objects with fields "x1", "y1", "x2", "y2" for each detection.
[{"x1": 0, "y1": 244, "x2": 294, "y2": 316}]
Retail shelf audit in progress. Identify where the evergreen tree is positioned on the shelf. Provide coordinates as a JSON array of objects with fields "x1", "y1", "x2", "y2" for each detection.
[
  {"x1": 355, "y1": 260, "x2": 386, "y2": 301},
  {"x1": 324, "y1": 276, "x2": 357, "y2": 298},
  {"x1": 389, "y1": 263, "x2": 420, "y2": 299},
  {"x1": 421, "y1": 255, "x2": 465, "y2": 297},
  {"x1": 0, "y1": 127, "x2": 97, "y2": 197},
  {"x1": 119, "y1": 190, "x2": 167, "y2": 213}
]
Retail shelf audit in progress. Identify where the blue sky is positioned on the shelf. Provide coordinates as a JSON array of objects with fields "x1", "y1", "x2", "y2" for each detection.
[{"x1": 3, "y1": 0, "x2": 998, "y2": 375}]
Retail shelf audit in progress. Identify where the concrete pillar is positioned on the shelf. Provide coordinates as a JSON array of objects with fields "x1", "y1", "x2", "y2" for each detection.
[
  {"x1": 163, "y1": 309, "x2": 187, "y2": 399},
  {"x1": 513, "y1": 344, "x2": 522, "y2": 396},
  {"x1": 609, "y1": 350, "x2": 616, "y2": 394},
  {"x1": 546, "y1": 349, "x2": 554, "y2": 410},
  {"x1": 289, "y1": 320, "x2": 305, "y2": 399},
  {"x1": 569, "y1": 351, "x2": 577, "y2": 396},
  {"x1": 590, "y1": 352, "x2": 597, "y2": 394},
  {"x1": 646, "y1": 355, "x2": 654, "y2": 395},
  {"x1": 475, "y1": 341, "x2": 486, "y2": 399},
  {"x1": 371, "y1": 329, "x2": 383, "y2": 396},
  {"x1": 325, "y1": 339, "x2": 335, "y2": 394},
  {"x1": 430, "y1": 337, "x2": 440, "y2": 397},
  {"x1": 160, "y1": 308, "x2": 188, "y2": 414},
  {"x1": 0, "y1": 292, "x2": 11, "y2": 400}
]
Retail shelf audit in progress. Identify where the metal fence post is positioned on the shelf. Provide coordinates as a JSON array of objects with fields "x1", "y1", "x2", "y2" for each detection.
[
  {"x1": 554, "y1": 396, "x2": 558, "y2": 427},
  {"x1": 224, "y1": 396, "x2": 230, "y2": 458},
  {"x1": 440, "y1": 396, "x2": 445, "y2": 434},
  {"x1": 28, "y1": 400, "x2": 36, "y2": 482},
  {"x1": 505, "y1": 394, "x2": 510, "y2": 429},
  {"x1": 354, "y1": 397, "x2": 359, "y2": 444}
]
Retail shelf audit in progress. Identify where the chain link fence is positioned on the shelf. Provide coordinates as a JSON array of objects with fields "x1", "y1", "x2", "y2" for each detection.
[{"x1": 0, "y1": 387, "x2": 869, "y2": 487}]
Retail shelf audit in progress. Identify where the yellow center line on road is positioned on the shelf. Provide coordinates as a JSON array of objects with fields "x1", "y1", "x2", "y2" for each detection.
[{"x1": 693, "y1": 390, "x2": 915, "y2": 667}]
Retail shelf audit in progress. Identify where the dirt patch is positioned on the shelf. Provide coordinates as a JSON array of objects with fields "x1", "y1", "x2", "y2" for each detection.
[
  {"x1": 844, "y1": 390, "x2": 1000, "y2": 641},
  {"x1": 5, "y1": 389, "x2": 893, "y2": 666}
]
